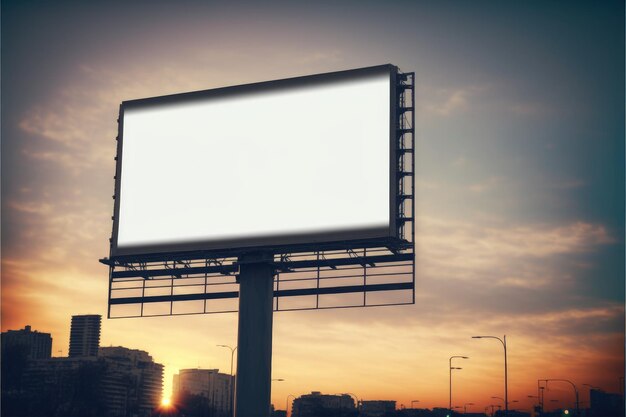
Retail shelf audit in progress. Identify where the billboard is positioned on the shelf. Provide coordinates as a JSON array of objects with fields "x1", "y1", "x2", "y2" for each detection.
[
  {"x1": 103, "y1": 65, "x2": 415, "y2": 316},
  {"x1": 111, "y1": 64, "x2": 400, "y2": 259}
]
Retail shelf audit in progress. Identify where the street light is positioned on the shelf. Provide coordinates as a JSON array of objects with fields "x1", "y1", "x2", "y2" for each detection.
[
  {"x1": 272, "y1": 378, "x2": 285, "y2": 382},
  {"x1": 492, "y1": 396, "x2": 504, "y2": 404},
  {"x1": 527, "y1": 395, "x2": 540, "y2": 415},
  {"x1": 464, "y1": 402, "x2": 475, "y2": 413},
  {"x1": 411, "y1": 400, "x2": 420, "y2": 409},
  {"x1": 538, "y1": 381, "x2": 547, "y2": 414},
  {"x1": 544, "y1": 379, "x2": 580, "y2": 416},
  {"x1": 472, "y1": 335, "x2": 508, "y2": 415},
  {"x1": 491, "y1": 396, "x2": 505, "y2": 415},
  {"x1": 449, "y1": 356, "x2": 469, "y2": 414},
  {"x1": 217, "y1": 344, "x2": 237, "y2": 417}
]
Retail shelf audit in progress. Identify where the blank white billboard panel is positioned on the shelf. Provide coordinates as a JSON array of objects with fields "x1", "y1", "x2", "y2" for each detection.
[{"x1": 114, "y1": 67, "x2": 394, "y2": 255}]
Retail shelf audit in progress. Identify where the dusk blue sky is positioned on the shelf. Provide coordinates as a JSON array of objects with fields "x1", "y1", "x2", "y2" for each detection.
[{"x1": 2, "y1": 0, "x2": 623, "y2": 411}]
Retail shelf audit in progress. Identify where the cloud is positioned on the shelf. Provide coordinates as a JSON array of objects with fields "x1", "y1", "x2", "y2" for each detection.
[
  {"x1": 452, "y1": 156, "x2": 468, "y2": 167},
  {"x1": 296, "y1": 49, "x2": 343, "y2": 65},
  {"x1": 549, "y1": 179, "x2": 587, "y2": 190},
  {"x1": 416, "y1": 216, "x2": 615, "y2": 288},
  {"x1": 16, "y1": 57, "x2": 252, "y2": 175},
  {"x1": 7, "y1": 200, "x2": 53, "y2": 215},
  {"x1": 468, "y1": 176, "x2": 504, "y2": 193},
  {"x1": 15, "y1": 46, "x2": 351, "y2": 176},
  {"x1": 3, "y1": 184, "x2": 112, "y2": 268},
  {"x1": 420, "y1": 85, "x2": 485, "y2": 117},
  {"x1": 509, "y1": 101, "x2": 554, "y2": 117},
  {"x1": 415, "y1": 179, "x2": 440, "y2": 191}
]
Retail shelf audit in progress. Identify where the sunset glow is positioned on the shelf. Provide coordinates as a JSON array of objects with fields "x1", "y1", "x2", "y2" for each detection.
[{"x1": 1, "y1": 1, "x2": 623, "y2": 415}]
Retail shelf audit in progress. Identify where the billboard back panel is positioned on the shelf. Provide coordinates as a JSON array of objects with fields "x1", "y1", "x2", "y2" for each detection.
[{"x1": 112, "y1": 65, "x2": 397, "y2": 257}]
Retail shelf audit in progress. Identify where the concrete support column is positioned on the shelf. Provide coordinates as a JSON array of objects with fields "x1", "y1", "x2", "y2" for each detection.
[{"x1": 235, "y1": 254, "x2": 274, "y2": 417}]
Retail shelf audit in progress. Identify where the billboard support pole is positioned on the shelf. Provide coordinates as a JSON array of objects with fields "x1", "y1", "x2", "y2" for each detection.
[{"x1": 235, "y1": 252, "x2": 275, "y2": 417}]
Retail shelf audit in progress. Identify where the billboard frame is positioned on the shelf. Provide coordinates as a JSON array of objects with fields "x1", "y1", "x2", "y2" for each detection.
[
  {"x1": 107, "y1": 64, "x2": 401, "y2": 262},
  {"x1": 101, "y1": 65, "x2": 415, "y2": 318}
]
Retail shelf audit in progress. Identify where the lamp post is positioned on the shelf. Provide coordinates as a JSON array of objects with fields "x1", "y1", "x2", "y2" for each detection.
[
  {"x1": 616, "y1": 376, "x2": 625, "y2": 415},
  {"x1": 528, "y1": 394, "x2": 539, "y2": 413},
  {"x1": 544, "y1": 379, "x2": 579, "y2": 417},
  {"x1": 464, "y1": 402, "x2": 474, "y2": 413},
  {"x1": 491, "y1": 396, "x2": 506, "y2": 415},
  {"x1": 449, "y1": 356, "x2": 469, "y2": 414},
  {"x1": 217, "y1": 344, "x2": 237, "y2": 417},
  {"x1": 472, "y1": 335, "x2": 507, "y2": 415},
  {"x1": 492, "y1": 396, "x2": 504, "y2": 404},
  {"x1": 538, "y1": 381, "x2": 547, "y2": 414},
  {"x1": 411, "y1": 400, "x2": 420, "y2": 409}
]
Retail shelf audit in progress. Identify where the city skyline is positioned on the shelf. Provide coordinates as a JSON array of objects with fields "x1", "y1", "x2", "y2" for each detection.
[
  {"x1": 2, "y1": 0, "x2": 624, "y2": 414},
  {"x1": 1, "y1": 316, "x2": 164, "y2": 417},
  {"x1": 1, "y1": 319, "x2": 622, "y2": 414}
]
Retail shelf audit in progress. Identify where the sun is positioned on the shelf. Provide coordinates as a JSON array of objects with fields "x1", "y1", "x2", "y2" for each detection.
[{"x1": 161, "y1": 397, "x2": 171, "y2": 407}]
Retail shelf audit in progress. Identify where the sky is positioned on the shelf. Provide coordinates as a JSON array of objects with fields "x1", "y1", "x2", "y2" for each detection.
[{"x1": 1, "y1": 0, "x2": 624, "y2": 413}]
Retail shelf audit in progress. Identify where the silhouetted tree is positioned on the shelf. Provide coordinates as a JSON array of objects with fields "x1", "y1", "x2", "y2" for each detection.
[
  {"x1": 25, "y1": 361, "x2": 108, "y2": 417},
  {"x1": 174, "y1": 391, "x2": 213, "y2": 417}
]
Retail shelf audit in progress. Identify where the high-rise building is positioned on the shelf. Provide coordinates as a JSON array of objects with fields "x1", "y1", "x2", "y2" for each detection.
[
  {"x1": 590, "y1": 389, "x2": 623, "y2": 417},
  {"x1": 21, "y1": 347, "x2": 163, "y2": 417},
  {"x1": 173, "y1": 368, "x2": 233, "y2": 415},
  {"x1": 291, "y1": 392, "x2": 356, "y2": 417},
  {"x1": 68, "y1": 315, "x2": 101, "y2": 357},
  {"x1": 99, "y1": 347, "x2": 164, "y2": 416},
  {"x1": 1, "y1": 325, "x2": 53, "y2": 416},
  {"x1": 1, "y1": 325, "x2": 52, "y2": 359}
]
